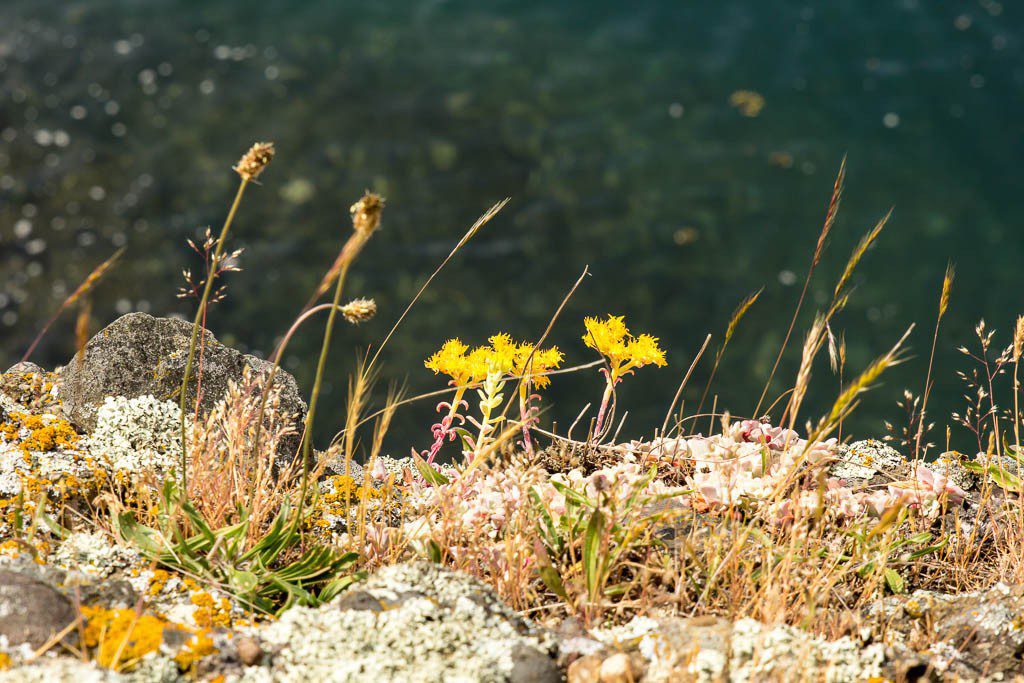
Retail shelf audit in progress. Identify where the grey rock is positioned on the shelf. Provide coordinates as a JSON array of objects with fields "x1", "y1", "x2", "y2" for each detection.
[
  {"x1": 0, "y1": 567, "x2": 77, "y2": 649},
  {"x1": 59, "y1": 313, "x2": 306, "y2": 470},
  {"x1": 870, "y1": 583, "x2": 1024, "y2": 679},
  {"x1": 830, "y1": 439, "x2": 909, "y2": 486}
]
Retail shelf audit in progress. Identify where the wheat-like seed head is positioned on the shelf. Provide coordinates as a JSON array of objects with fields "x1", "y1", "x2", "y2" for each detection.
[
  {"x1": 813, "y1": 155, "x2": 846, "y2": 266},
  {"x1": 234, "y1": 142, "x2": 275, "y2": 181},
  {"x1": 938, "y1": 262, "x2": 955, "y2": 319},
  {"x1": 833, "y1": 208, "x2": 891, "y2": 300},
  {"x1": 724, "y1": 288, "x2": 762, "y2": 347},
  {"x1": 1013, "y1": 315, "x2": 1024, "y2": 362}
]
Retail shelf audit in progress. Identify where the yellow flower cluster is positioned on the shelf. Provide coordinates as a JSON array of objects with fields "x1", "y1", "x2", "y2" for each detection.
[
  {"x1": 425, "y1": 334, "x2": 562, "y2": 388},
  {"x1": 582, "y1": 314, "x2": 667, "y2": 381}
]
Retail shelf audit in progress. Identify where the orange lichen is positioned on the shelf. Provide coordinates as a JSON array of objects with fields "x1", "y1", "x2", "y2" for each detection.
[
  {"x1": 189, "y1": 589, "x2": 233, "y2": 629},
  {"x1": 148, "y1": 569, "x2": 171, "y2": 596},
  {"x1": 0, "y1": 652, "x2": 10, "y2": 670},
  {"x1": 0, "y1": 411, "x2": 79, "y2": 457},
  {"x1": 81, "y1": 605, "x2": 167, "y2": 670},
  {"x1": 81, "y1": 605, "x2": 217, "y2": 672},
  {"x1": 174, "y1": 631, "x2": 217, "y2": 670},
  {"x1": 0, "y1": 370, "x2": 60, "y2": 411}
]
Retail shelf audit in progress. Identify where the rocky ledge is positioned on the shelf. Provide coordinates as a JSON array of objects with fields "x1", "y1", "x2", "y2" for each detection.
[{"x1": 3, "y1": 314, "x2": 1024, "y2": 682}]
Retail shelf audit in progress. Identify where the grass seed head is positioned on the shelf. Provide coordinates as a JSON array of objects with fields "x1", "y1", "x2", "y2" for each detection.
[
  {"x1": 234, "y1": 141, "x2": 275, "y2": 181},
  {"x1": 351, "y1": 191, "x2": 385, "y2": 234},
  {"x1": 341, "y1": 298, "x2": 377, "y2": 324}
]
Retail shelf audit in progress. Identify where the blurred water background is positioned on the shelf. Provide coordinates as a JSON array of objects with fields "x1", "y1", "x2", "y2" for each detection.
[{"x1": 1, "y1": 0, "x2": 1022, "y2": 455}]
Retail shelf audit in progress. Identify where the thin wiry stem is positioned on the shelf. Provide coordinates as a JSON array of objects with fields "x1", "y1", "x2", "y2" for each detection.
[
  {"x1": 661, "y1": 334, "x2": 712, "y2": 440},
  {"x1": 914, "y1": 262, "x2": 955, "y2": 461},
  {"x1": 293, "y1": 259, "x2": 352, "y2": 534},
  {"x1": 365, "y1": 198, "x2": 509, "y2": 375},
  {"x1": 22, "y1": 247, "x2": 125, "y2": 363},
  {"x1": 179, "y1": 178, "x2": 249, "y2": 490},
  {"x1": 696, "y1": 288, "x2": 762, "y2": 419}
]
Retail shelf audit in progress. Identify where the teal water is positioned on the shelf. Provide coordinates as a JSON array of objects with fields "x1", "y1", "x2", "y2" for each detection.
[{"x1": 1, "y1": 1, "x2": 1022, "y2": 455}]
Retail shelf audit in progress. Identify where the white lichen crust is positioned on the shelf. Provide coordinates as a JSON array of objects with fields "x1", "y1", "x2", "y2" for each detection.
[
  {"x1": 86, "y1": 395, "x2": 185, "y2": 479},
  {"x1": 236, "y1": 562, "x2": 556, "y2": 683}
]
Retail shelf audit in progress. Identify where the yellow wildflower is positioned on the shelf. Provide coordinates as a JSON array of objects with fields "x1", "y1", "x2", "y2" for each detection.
[
  {"x1": 583, "y1": 314, "x2": 667, "y2": 381},
  {"x1": 486, "y1": 333, "x2": 519, "y2": 374},
  {"x1": 513, "y1": 343, "x2": 564, "y2": 389},
  {"x1": 425, "y1": 339, "x2": 480, "y2": 385}
]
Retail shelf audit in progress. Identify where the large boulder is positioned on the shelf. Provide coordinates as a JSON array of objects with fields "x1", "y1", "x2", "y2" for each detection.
[
  {"x1": 235, "y1": 562, "x2": 560, "y2": 683},
  {"x1": 0, "y1": 567, "x2": 77, "y2": 649},
  {"x1": 59, "y1": 313, "x2": 306, "y2": 469}
]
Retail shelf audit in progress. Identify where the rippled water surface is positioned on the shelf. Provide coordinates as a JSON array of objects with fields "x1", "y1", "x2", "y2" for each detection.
[{"x1": 2, "y1": 1, "x2": 1022, "y2": 451}]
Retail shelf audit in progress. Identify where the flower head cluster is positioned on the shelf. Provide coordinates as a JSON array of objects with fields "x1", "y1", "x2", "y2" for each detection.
[
  {"x1": 582, "y1": 314, "x2": 667, "y2": 381},
  {"x1": 511, "y1": 342, "x2": 564, "y2": 390},
  {"x1": 425, "y1": 339, "x2": 490, "y2": 386},
  {"x1": 425, "y1": 335, "x2": 562, "y2": 388}
]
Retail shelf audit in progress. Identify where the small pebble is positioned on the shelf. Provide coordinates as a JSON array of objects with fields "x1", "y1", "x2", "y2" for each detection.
[
  {"x1": 599, "y1": 652, "x2": 634, "y2": 683},
  {"x1": 236, "y1": 636, "x2": 263, "y2": 665},
  {"x1": 567, "y1": 653, "x2": 603, "y2": 683}
]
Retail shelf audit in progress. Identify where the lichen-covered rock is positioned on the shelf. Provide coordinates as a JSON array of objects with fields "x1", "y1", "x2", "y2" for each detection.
[
  {"x1": 870, "y1": 583, "x2": 1024, "y2": 679},
  {"x1": 829, "y1": 439, "x2": 908, "y2": 486},
  {"x1": 238, "y1": 562, "x2": 559, "y2": 683},
  {"x1": 0, "y1": 363, "x2": 60, "y2": 414},
  {"x1": 0, "y1": 567, "x2": 77, "y2": 649},
  {"x1": 591, "y1": 615, "x2": 885, "y2": 682},
  {"x1": 60, "y1": 313, "x2": 306, "y2": 470},
  {"x1": 927, "y1": 451, "x2": 977, "y2": 491},
  {"x1": 0, "y1": 655, "x2": 125, "y2": 682}
]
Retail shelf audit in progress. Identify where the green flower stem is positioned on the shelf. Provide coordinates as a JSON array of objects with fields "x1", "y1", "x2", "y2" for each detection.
[{"x1": 293, "y1": 259, "x2": 352, "y2": 533}]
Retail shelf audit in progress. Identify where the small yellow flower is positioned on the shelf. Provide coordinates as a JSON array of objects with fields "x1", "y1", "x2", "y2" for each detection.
[
  {"x1": 513, "y1": 343, "x2": 564, "y2": 389},
  {"x1": 486, "y1": 333, "x2": 519, "y2": 375},
  {"x1": 583, "y1": 314, "x2": 666, "y2": 381}
]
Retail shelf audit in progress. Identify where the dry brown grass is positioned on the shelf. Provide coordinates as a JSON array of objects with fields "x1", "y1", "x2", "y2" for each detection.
[{"x1": 185, "y1": 367, "x2": 301, "y2": 547}]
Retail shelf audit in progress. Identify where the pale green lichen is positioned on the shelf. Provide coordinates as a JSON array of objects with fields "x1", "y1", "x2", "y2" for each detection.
[{"x1": 86, "y1": 395, "x2": 186, "y2": 479}]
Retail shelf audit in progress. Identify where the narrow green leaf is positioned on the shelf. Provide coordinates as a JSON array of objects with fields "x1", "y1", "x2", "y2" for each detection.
[
  {"x1": 413, "y1": 452, "x2": 450, "y2": 486},
  {"x1": 583, "y1": 509, "x2": 605, "y2": 601},
  {"x1": 884, "y1": 568, "x2": 905, "y2": 594}
]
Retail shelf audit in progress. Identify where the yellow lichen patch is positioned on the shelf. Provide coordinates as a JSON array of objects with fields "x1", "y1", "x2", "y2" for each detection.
[
  {"x1": 189, "y1": 589, "x2": 233, "y2": 629},
  {"x1": 0, "y1": 537, "x2": 49, "y2": 563},
  {"x1": 81, "y1": 605, "x2": 217, "y2": 672},
  {"x1": 81, "y1": 605, "x2": 167, "y2": 670},
  {"x1": 0, "y1": 652, "x2": 10, "y2": 670},
  {"x1": 174, "y1": 631, "x2": 217, "y2": 670},
  {"x1": 1, "y1": 411, "x2": 79, "y2": 457},
  {"x1": 148, "y1": 569, "x2": 171, "y2": 597}
]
